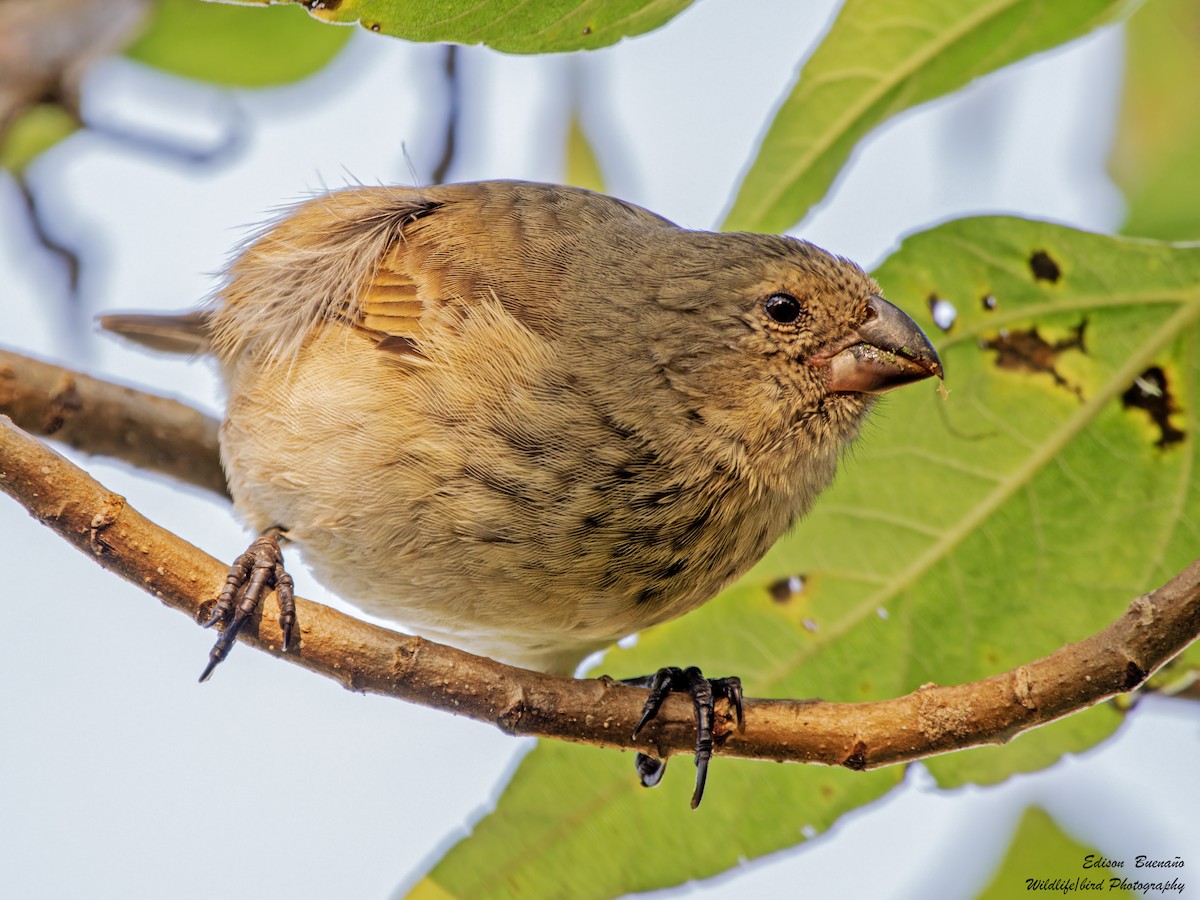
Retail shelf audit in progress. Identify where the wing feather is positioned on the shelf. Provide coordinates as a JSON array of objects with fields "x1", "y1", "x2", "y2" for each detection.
[{"x1": 357, "y1": 238, "x2": 433, "y2": 360}]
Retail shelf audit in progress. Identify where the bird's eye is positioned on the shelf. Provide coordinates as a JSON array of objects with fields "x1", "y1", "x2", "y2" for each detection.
[{"x1": 764, "y1": 293, "x2": 802, "y2": 325}]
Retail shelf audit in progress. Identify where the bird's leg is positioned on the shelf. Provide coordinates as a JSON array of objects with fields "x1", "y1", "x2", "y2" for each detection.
[
  {"x1": 200, "y1": 526, "x2": 295, "y2": 682},
  {"x1": 625, "y1": 666, "x2": 744, "y2": 808}
]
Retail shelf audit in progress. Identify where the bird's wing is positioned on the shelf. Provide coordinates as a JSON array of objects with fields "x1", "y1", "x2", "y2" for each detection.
[
  {"x1": 353, "y1": 180, "x2": 673, "y2": 362},
  {"x1": 356, "y1": 235, "x2": 436, "y2": 361}
]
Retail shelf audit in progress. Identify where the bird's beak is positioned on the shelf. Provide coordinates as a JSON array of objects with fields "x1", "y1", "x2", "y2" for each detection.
[{"x1": 810, "y1": 295, "x2": 944, "y2": 394}]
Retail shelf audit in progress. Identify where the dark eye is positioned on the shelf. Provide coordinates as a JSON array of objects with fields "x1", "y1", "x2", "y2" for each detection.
[{"x1": 764, "y1": 293, "x2": 802, "y2": 325}]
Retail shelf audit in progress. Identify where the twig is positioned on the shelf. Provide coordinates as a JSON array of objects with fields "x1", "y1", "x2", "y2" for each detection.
[
  {"x1": 15, "y1": 177, "x2": 82, "y2": 294},
  {"x1": 2, "y1": 411, "x2": 1198, "y2": 768},
  {"x1": 429, "y1": 45, "x2": 460, "y2": 185}
]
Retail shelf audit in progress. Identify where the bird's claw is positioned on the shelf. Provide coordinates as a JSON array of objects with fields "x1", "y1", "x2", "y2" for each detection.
[
  {"x1": 626, "y1": 665, "x2": 744, "y2": 808},
  {"x1": 200, "y1": 526, "x2": 295, "y2": 682}
]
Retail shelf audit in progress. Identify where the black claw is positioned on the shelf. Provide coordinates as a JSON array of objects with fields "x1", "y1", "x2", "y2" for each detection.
[
  {"x1": 280, "y1": 619, "x2": 295, "y2": 653},
  {"x1": 276, "y1": 570, "x2": 296, "y2": 652},
  {"x1": 727, "y1": 679, "x2": 745, "y2": 733},
  {"x1": 691, "y1": 755, "x2": 709, "y2": 810},
  {"x1": 200, "y1": 527, "x2": 295, "y2": 680},
  {"x1": 623, "y1": 665, "x2": 743, "y2": 808},
  {"x1": 635, "y1": 752, "x2": 667, "y2": 788},
  {"x1": 632, "y1": 666, "x2": 679, "y2": 736}
]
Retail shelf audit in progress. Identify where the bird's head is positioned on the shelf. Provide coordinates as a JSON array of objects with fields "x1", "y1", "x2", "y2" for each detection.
[{"x1": 624, "y1": 230, "x2": 943, "y2": 488}]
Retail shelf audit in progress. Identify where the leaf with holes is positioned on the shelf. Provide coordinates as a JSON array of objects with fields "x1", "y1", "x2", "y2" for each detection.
[
  {"x1": 414, "y1": 217, "x2": 1200, "y2": 897},
  {"x1": 723, "y1": 0, "x2": 1137, "y2": 234},
  {"x1": 210, "y1": 0, "x2": 693, "y2": 53}
]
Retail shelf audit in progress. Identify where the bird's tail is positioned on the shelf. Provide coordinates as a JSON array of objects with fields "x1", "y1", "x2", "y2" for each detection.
[{"x1": 98, "y1": 311, "x2": 214, "y2": 355}]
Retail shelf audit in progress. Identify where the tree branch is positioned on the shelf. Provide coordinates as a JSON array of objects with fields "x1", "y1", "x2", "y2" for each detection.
[
  {"x1": 0, "y1": 347, "x2": 227, "y2": 497},
  {"x1": 3, "y1": 408, "x2": 1199, "y2": 769}
]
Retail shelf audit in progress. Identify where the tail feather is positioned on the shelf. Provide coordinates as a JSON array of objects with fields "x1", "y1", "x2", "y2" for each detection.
[{"x1": 98, "y1": 311, "x2": 213, "y2": 355}]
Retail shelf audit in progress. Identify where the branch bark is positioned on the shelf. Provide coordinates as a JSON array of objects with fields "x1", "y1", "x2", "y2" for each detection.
[
  {"x1": 0, "y1": 347, "x2": 227, "y2": 497},
  {"x1": 3, "y1": 408, "x2": 1199, "y2": 769}
]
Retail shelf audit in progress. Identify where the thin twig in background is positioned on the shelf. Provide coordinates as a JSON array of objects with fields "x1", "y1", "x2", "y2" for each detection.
[
  {"x1": 429, "y1": 45, "x2": 460, "y2": 185},
  {"x1": 15, "y1": 177, "x2": 81, "y2": 293}
]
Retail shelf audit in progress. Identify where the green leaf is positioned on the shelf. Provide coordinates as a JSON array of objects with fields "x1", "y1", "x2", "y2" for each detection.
[
  {"x1": 419, "y1": 217, "x2": 1200, "y2": 896},
  {"x1": 0, "y1": 104, "x2": 79, "y2": 174},
  {"x1": 126, "y1": 0, "x2": 350, "y2": 87},
  {"x1": 723, "y1": 0, "x2": 1138, "y2": 234},
  {"x1": 924, "y1": 704, "x2": 1120, "y2": 789},
  {"x1": 418, "y1": 742, "x2": 900, "y2": 899},
  {"x1": 1109, "y1": 0, "x2": 1200, "y2": 241},
  {"x1": 976, "y1": 807, "x2": 1135, "y2": 899},
  {"x1": 1143, "y1": 639, "x2": 1200, "y2": 699},
  {"x1": 211, "y1": 0, "x2": 693, "y2": 54}
]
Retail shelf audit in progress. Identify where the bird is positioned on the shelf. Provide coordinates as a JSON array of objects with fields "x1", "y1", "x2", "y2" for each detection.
[{"x1": 102, "y1": 179, "x2": 943, "y2": 806}]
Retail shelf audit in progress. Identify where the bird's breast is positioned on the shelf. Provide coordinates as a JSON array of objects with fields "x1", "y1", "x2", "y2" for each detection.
[{"x1": 218, "y1": 319, "x2": 817, "y2": 670}]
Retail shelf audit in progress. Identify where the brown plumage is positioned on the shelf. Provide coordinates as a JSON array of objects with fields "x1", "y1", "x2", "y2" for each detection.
[{"x1": 103, "y1": 180, "x2": 941, "y2": 675}]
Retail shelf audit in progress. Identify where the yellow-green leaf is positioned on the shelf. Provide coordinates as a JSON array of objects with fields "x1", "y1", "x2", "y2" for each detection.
[
  {"x1": 976, "y1": 807, "x2": 1135, "y2": 899},
  {"x1": 724, "y1": 0, "x2": 1138, "y2": 234},
  {"x1": 126, "y1": 0, "x2": 350, "y2": 87},
  {"x1": 419, "y1": 217, "x2": 1200, "y2": 896},
  {"x1": 1109, "y1": 0, "x2": 1200, "y2": 240},
  {"x1": 0, "y1": 104, "x2": 79, "y2": 174},
  {"x1": 209, "y1": 0, "x2": 692, "y2": 53},
  {"x1": 419, "y1": 741, "x2": 899, "y2": 898},
  {"x1": 564, "y1": 114, "x2": 605, "y2": 193}
]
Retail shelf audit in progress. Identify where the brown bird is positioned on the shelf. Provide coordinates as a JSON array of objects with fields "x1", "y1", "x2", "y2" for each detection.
[{"x1": 102, "y1": 180, "x2": 942, "y2": 806}]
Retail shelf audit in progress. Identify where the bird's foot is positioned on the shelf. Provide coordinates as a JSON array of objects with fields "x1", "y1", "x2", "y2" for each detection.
[
  {"x1": 200, "y1": 526, "x2": 295, "y2": 682},
  {"x1": 626, "y1": 666, "x2": 744, "y2": 808}
]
